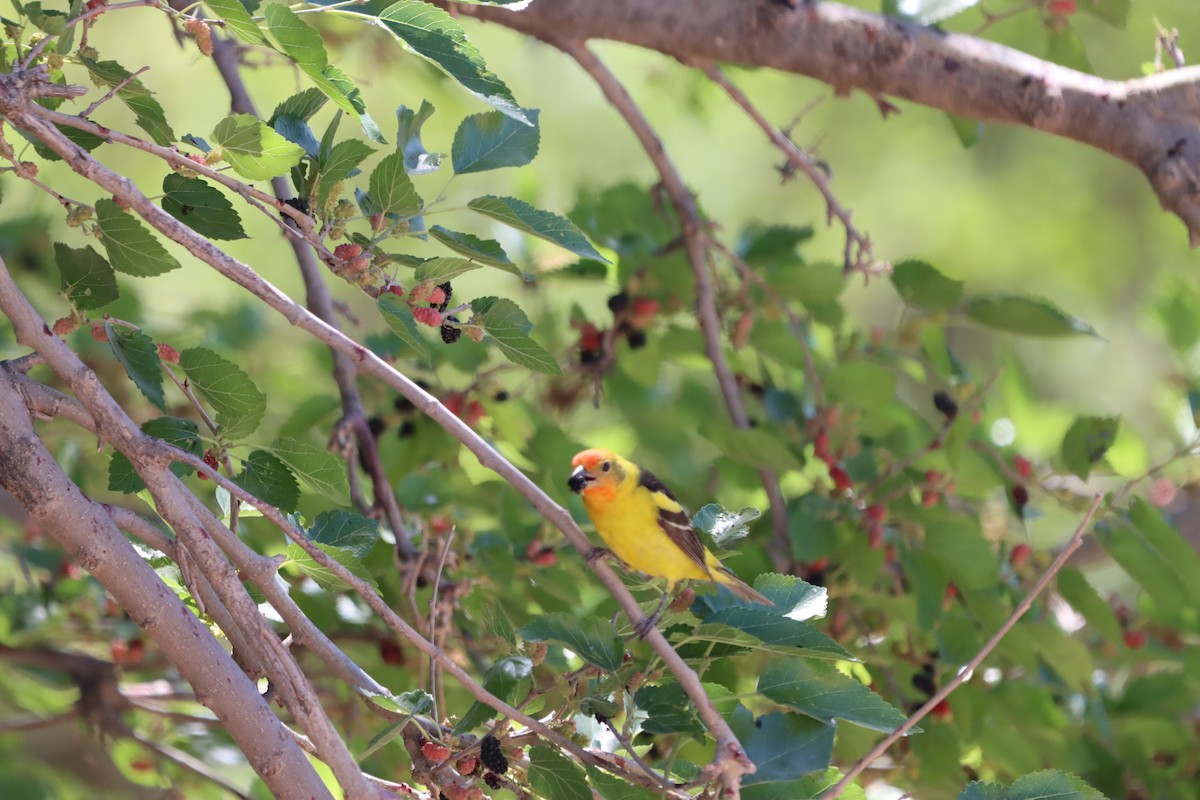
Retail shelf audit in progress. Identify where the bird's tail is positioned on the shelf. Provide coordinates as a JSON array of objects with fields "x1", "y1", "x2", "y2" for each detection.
[{"x1": 716, "y1": 566, "x2": 774, "y2": 606}]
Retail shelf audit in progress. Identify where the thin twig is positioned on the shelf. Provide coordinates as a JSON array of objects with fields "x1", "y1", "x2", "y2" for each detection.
[
  {"x1": 79, "y1": 66, "x2": 150, "y2": 117},
  {"x1": 822, "y1": 493, "x2": 1104, "y2": 799},
  {"x1": 701, "y1": 63, "x2": 874, "y2": 275},
  {"x1": 427, "y1": 527, "x2": 456, "y2": 725}
]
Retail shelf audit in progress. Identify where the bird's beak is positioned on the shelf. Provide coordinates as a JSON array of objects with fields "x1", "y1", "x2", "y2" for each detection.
[{"x1": 568, "y1": 464, "x2": 593, "y2": 494}]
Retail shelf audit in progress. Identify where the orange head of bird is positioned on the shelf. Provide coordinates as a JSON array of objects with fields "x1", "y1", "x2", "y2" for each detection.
[{"x1": 568, "y1": 449, "x2": 627, "y2": 498}]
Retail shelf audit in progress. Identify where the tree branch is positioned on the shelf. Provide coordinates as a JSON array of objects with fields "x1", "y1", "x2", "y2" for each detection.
[{"x1": 449, "y1": 0, "x2": 1200, "y2": 245}]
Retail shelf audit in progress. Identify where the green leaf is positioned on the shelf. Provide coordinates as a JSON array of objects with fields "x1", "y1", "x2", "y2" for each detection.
[
  {"x1": 729, "y1": 706, "x2": 835, "y2": 784},
  {"x1": 923, "y1": 512, "x2": 995, "y2": 590},
  {"x1": 1080, "y1": 0, "x2": 1128, "y2": 27},
  {"x1": 269, "y1": 88, "x2": 327, "y2": 125},
  {"x1": 1046, "y1": 28, "x2": 1093, "y2": 74},
  {"x1": 469, "y1": 297, "x2": 562, "y2": 375},
  {"x1": 315, "y1": 139, "x2": 375, "y2": 211},
  {"x1": 587, "y1": 767, "x2": 659, "y2": 800},
  {"x1": 757, "y1": 658, "x2": 910, "y2": 733},
  {"x1": 367, "y1": 150, "x2": 421, "y2": 217},
  {"x1": 743, "y1": 770, "x2": 866, "y2": 800},
  {"x1": 212, "y1": 114, "x2": 306, "y2": 181},
  {"x1": 236, "y1": 450, "x2": 300, "y2": 513},
  {"x1": 467, "y1": 195, "x2": 607, "y2": 262},
  {"x1": 178, "y1": 347, "x2": 267, "y2": 438},
  {"x1": 268, "y1": 437, "x2": 351, "y2": 506},
  {"x1": 108, "y1": 417, "x2": 201, "y2": 493},
  {"x1": 265, "y1": 3, "x2": 329, "y2": 72},
  {"x1": 452, "y1": 109, "x2": 540, "y2": 174},
  {"x1": 395, "y1": 101, "x2": 442, "y2": 175},
  {"x1": 161, "y1": 174, "x2": 248, "y2": 240},
  {"x1": 308, "y1": 510, "x2": 378, "y2": 559},
  {"x1": 81, "y1": 59, "x2": 175, "y2": 146},
  {"x1": 693, "y1": 503, "x2": 761, "y2": 548},
  {"x1": 454, "y1": 656, "x2": 532, "y2": 733},
  {"x1": 428, "y1": 225, "x2": 514, "y2": 268},
  {"x1": 1096, "y1": 498, "x2": 1200, "y2": 611},
  {"x1": 287, "y1": 540, "x2": 377, "y2": 592},
  {"x1": 956, "y1": 782, "x2": 1006, "y2": 800},
  {"x1": 825, "y1": 361, "x2": 897, "y2": 413},
  {"x1": 361, "y1": 687, "x2": 434, "y2": 716},
  {"x1": 699, "y1": 610, "x2": 853, "y2": 659},
  {"x1": 946, "y1": 113, "x2": 983, "y2": 148},
  {"x1": 413, "y1": 257, "x2": 480, "y2": 283},
  {"x1": 56, "y1": 242, "x2": 117, "y2": 310},
  {"x1": 1006, "y1": 770, "x2": 1105, "y2": 800},
  {"x1": 965, "y1": 296, "x2": 1098, "y2": 337},
  {"x1": 528, "y1": 746, "x2": 590, "y2": 800},
  {"x1": 273, "y1": 115, "x2": 321, "y2": 159},
  {"x1": 518, "y1": 613, "x2": 624, "y2": 671},
  {"x1": 106, "y1": 324, "x2": 165, "y2": 411},
  {"x1": 378, "y1": 292, "x2": 430, "y2": 364},
  {"x1": 634, "y1": 682, "x2": 736, "y2": 735},
  {"x1": 890, "y1": 259, "x2": 964, "y2": 311},
  {"x1": 375, "y1": 1, "x2": 528, "y2": 124},
  {"x1": 1055, "y1": 568, "x2": 1122, "y2": 645},
  {"x1": 693, "y1": 574, "x2": 827, "y2": 620},
  {"x1": 204, "y1": 0, "x2": 266, "y2": 44},
  {"x1": 1059, "y1": 415, "x2": 1119, "y2": 480},
  {"x1": 95, "y1": 199, "x2": 180, "y2": 277},
  {"x1": 700, "y1": 424, "x2": 803, "y2": 473}
]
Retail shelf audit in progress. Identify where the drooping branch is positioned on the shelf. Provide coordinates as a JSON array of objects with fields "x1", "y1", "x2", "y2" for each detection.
[{"x1": 449, "y1": 0, "x2": 1200, "y2": 245}]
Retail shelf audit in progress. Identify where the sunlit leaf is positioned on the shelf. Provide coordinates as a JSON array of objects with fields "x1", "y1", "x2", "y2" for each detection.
[
  {"x1": 95, "y1": 199, "x2": 180, "y2": 277},
  {"x1": 161, "y1": 174, "x2": 248, "y2": 240}
]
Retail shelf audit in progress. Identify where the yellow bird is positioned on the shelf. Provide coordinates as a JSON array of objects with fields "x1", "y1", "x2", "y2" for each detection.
[{"x1": 568, "y1": 448, "x2": 772, "y2": 631}]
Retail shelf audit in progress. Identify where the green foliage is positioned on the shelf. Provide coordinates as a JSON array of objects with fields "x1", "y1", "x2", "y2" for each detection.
[{"x1": 160, "y1": 175, "x2": 249, "y2": 241}]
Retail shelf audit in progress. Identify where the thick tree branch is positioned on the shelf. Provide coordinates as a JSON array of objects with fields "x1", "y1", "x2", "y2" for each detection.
[{"x1": 450, "y1": 0, "x2": 1200, "y2": 245}]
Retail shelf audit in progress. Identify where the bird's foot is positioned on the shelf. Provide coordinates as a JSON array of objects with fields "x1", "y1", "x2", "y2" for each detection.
[
  {"x1": 585, "y1": 546, "x2": 614, "y2": 566},
  {"x1": 632, "y1": 590, "x2": 673, "y2": 639}
]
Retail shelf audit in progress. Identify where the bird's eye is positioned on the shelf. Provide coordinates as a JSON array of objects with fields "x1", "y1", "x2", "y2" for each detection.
[{"x1": 601, "y1": 461, "x2": 611, "y2": 472}]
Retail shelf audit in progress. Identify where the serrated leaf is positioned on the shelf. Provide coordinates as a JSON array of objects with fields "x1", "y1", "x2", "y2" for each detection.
[
  {"x1": 107, "y1": 324, "x2": 165, "y2": 411},
  {"x1": 396, "y1": 101, "x2": 441, "y2": 175},
  {"x1": 287, "y1": 540, "x2": 378, "y2": 592},
  {"x1": 161, "y1": 174, "x2": 248, "y2": 240},
  {"x1": 634, "y1": 682, "x2": 737, "y2": 735},
  {"x1": 730, "y1": 706, "x2": 835, "y2": 785},
  {"x1": 204, "y1": 0, "x2": 265, "y2": 44},
  {"x1": 413, "y1": 257, "x2": 480, "y2": 283},
  {"x1": 587, "y1": 767, "x2": 659, "y2": 800},
  {"x1": 367, "y1": 150, "x2": 421, "y2": 217},
  {"x1": 956, "y1": 782, "x2": 1006, "y2": 800},
  {"x1": 265, "y1": 3, "x2": 328, "y2": 70},
  {"x1": 1060, "y1": 415, "x2": 1119, "y2": 480},
  {"x1": 700, "y1": 423, "x2": 803, "y2": 473},
  {"x1": 528, "y1": 746, "x2": 590, "y2": 800},
  {"x1": 375, "y1": 1, "x2": 528, "y2": 124},
  {"x1": 452, "y1": 109, "x2": 540, "y2": 174},
  {"x1": 1096, "y1": 499, "x2": 1200, "y2": 612},
  {"x1": 700, "y1": 609, "x2": 852, "y2": 659},
  {"x1": 269, "y1": 88, "x2": 327, "y2": 125},
  {"x1": 693, "y1": 574, "x2": 827, "y2": 621},
  {"x1": 519, "y1": 613, "x2": 623, "y2": 671},
  {"x1": 692, "y1": 503, "x2": 761, "y2": 547},
  {"x1": 428, "y1": 225, "x2": 514, "y2": 268},
  {"x1": 56, "y1": 242, "x2": 117, "y2": 310},
  {"x1": 320, "y1": 64, "x2": 384, "y2": 143},
  {"x1": 235, "y1": 450, "x2": 299, "y2": 512},
  {"x1": 108, "y1": 417, "x2": 201, "y2": 493},
  {"x1": 212, "y1": 114, "x2": 305, "y2": 181},
  {"x1": 315, "y1": 139, "x2": 375, "y2": 210},
  {"x1": 890, "y1": 259, "x2": 964, "y2": 311},
  {"x1": 361, "y1": 687, "x2": 434, "y2": 716},
  {"x1": 1006, "y1": 770, "x2": 1105, "y2": 800},
  {"x1": 273, "y1": 114, "x2": 321, "y2": 159},
  {"x1": 268, "y1": 437, "x2": 351, "y2": 506},
  {"x1": 470, "y1": 296, "x2": 562, "y2": 375},
  {"x1": 758, "y1": 658, "x2": 910, "y2": 733},
  {"x1": 308, "y1": 510, "x2": 378, "y2": 559},
  {"x1": 454, "y1": 656, "x2": 532, "y2": 733},
  {"x1": 468, "y1": 195, "x2": 607, "y2": 262},
  {"x1": 966, "y1": 296, "x2": 1098, "y2": 337},
  {"x1": 81, "y1": 59, "x2": 175, "y2": 146},
  {"x1": 178, "y1": 347, "x2": 267, "y2": 438},
  {"x1": 95, "y1": 199, "x2": 180, "y2": 277},
  {"x1": 378, "y1": 292, "x2": 431, "y2": 364}
]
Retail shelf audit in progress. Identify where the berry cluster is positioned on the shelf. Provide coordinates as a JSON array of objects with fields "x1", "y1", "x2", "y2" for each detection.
[
  {"x1": 576, "y1": 291, "x2": 662, "y2": 366},
  {"x1": 479, "y1": 734, "x2": 508, "y2": 775}
]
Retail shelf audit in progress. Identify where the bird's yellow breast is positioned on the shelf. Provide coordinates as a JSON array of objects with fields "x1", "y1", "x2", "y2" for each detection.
[{"x1": 582, "y1": 487, "x2": 714, "y2": 585}]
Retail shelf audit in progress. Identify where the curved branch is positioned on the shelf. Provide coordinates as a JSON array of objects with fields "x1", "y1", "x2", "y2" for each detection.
[{"x1": 450, "y1": 0, "x2": 1200, "y2": 245}]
